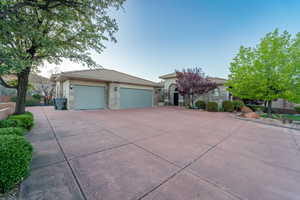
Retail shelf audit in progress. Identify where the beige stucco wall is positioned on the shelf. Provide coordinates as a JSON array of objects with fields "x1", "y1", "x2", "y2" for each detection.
[
  {"x1": 163, "y1": 78, "x2": 177, "y2": 90},
  {"x1": 194, "y1": 85, "x2": 229, "y2": 108},
  {"x1": 108, "y1": 83, "x2": 120, "y2": 109},
  {"x1": 55, "y1": 81, "x2": 64, "y2": 98}
]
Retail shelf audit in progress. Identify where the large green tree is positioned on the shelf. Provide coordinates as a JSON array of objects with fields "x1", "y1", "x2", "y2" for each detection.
[
  {"x1": 227, "y1": 29, "x2": 300, "y2": 116},
  {"x1": 0, "y1": 0, "x2": 125, "y2": 114}
]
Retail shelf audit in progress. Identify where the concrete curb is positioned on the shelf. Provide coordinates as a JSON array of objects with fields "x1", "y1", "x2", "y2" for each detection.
[{"x1": 233, "y1": 115, "x2": 300, "y2": 132}]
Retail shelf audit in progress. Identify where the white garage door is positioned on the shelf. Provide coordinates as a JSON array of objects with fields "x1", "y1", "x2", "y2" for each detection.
[
  {"x1": 74, "y1": 85, "x2": 106, "y2": 110},
  {"x1": 120, "y1": 88, "x2": 153, "y2": 109}
]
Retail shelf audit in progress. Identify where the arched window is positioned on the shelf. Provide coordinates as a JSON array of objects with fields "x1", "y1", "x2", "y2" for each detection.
[{"x1": 213, "y1": 88, "x2": 220, "y2": 97}]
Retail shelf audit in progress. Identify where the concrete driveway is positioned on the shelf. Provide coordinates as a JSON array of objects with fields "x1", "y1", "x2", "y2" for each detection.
[{"x1": 20, "y1": 107, "x2": 300, "y2": 200}]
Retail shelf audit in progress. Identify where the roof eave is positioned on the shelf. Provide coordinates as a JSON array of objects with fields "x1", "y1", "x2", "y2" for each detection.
[{"x1": 60, "y1": 76, "x2": 161, "y2": 88}]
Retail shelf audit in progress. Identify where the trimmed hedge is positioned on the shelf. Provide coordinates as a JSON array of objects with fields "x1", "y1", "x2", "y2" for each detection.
[
  {"x1": 246, "y1": 104, "x2": 265, "y2": 112},
  {"x1": 0, "y1": 135, "x2": 33, "y2": 193},
  {"x1": 195, "y1": 100, "x2": 206, "y2": 109},
  {"x1": 11, "y1": 96, "x2": 40, "y2": 106},
  {"x1": 295, "y1": 106, "x2": 300, "y2": 114},
  {"x1": 222, "y1": 101, "x2": 234, "y2": 112},
  {"x1": 232, "y1": 100, "x2": 244, "y2": 111},
  {"x1": 0, "y1": 127, "x2": 26, "y2": 136},
  {"x1": 0, "y1": 119, "x2": 22, "y2": 128},
  {"x1": 8, "y1": 112, "x2": 34, "y2": 130},
  {"x1": 206, "y1": 102, "x2": 218, "y2": 112}
]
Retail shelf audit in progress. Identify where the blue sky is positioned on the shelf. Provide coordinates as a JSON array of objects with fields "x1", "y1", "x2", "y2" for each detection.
[{"x1": 42, "y1": 0, "x2": 300, "y2": 81}]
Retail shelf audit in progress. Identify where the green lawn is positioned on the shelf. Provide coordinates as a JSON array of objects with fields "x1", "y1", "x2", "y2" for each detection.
[
  {"x1": 260, "y1": 113, "x2": 300, "y2": 121},
  {"x1": 282, "y1": 114, "x2": 300, "y2": 121}
]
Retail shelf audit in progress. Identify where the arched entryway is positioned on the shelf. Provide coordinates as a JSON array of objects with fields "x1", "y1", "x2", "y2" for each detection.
[
  {"x1": 169, "y1": 84, "x2": 179, "y2": 106},
  {"x1": 173, "y1": 88, "x2": 179, "y2": 106}
]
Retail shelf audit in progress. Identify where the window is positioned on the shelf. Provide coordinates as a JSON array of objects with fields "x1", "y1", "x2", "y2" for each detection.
[{"x1": 213, "y1": 88, "x2": 219, "y2": 97}]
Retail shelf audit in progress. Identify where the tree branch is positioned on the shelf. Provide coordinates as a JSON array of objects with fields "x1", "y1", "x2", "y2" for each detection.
[
  {"x1": 0, "y1": 76, "x2": 17, "y2": 89},
  {"x1": 0, "y1": 0, "x2": 84, "y2": 18}
]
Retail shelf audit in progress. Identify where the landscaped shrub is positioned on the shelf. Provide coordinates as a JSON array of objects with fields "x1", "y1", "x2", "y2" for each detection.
[
  {"x1": 246, "y1": 104, "x2": 265, "y2": 112},
  {"x1": 222, "y1": 101, "x2": 234, "y2": 112},
  {"x1": 11, "y1": 96, "x2": 40, "y2": 106},
  {"x1": 0, "y1": 127, "x2": 26, "y2": 136},
  {"x1": 195, "y1": 100, "x2": 206, "y2": 109},
  {"x1": 25, "y1": 98, "x2": 40, "y2": 106},
  {"x1": 206, "y1": 102, "x2": 218, "y2": 112},
  {"x1": 32, "y1": 94, "x2": 42, "y2": 101},
  {"x1": 0, "y1": 135, "x2": 33, "y2": 193},
  {"x1": 0, "y1": 119, "x2": 22, "y2": 128},
  {"x1": 8, "y1": 112, "x2": 34, "y2": 130},
  {"x1": 232, "y1": 100, "x2": 244, "y2": 111},
  {"x1": 295, "y1": 106, "x2": 300, "y2": 114}
]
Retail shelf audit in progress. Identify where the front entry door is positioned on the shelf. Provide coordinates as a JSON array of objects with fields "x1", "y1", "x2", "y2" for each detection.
[{"x1": 174, "y1": 93, "x2": 179, "y2": 106}]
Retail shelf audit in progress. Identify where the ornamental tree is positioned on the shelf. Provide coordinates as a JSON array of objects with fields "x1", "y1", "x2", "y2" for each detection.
[
  {"x1": 176, "y1": 67, "x2": 217, "y2": 106},
  {"x1": 0, "y1": 0, "x2": 125, "y2": 114},
  {"x1": 227, "y1": 29, "x2": 300, "y2": 116}
]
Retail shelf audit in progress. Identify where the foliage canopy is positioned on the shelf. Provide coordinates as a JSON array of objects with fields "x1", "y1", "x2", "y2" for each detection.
[{"x1": 227, "y1": 29, "x2": 300, "y2": 105}]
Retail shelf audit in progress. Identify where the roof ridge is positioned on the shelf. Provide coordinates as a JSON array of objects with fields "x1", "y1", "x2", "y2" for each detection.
[
  {"x1": 61, "y1": 68, "x2": 104, "y2": 74},
  {"x1": 107, "y1": 69, "x2": 158, "y2": 84}
]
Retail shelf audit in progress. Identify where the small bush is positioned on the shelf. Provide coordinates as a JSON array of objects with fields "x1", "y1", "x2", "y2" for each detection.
[
  {"x1": 25, "y1": 98, "x2": 40, "y2": 106},
  {"x1": 247, "y1": 104, "x2": 266, "y2": 112},
  {"x1": 232, "y1": 100, "x2": 244, "y2": 111},
  {"x1": 8, "y1": 112, "x2": 34, "y2": 130},
  {"x1": 0, "y1": 119, "x2": 22, "y2": 128},
  {"x1": 10, "y1": 96, "x2": 40, "y2": 106},
  {"x1": 195, "y1": 100, "x2": 206, "y2": 109},
  {"x1": 32, "y1": 94, "x2": 42, "y2": 101},
  {"x1": 0, "y1": 127, "x2": 26, "y2": 136},
  {"x1": 206, "y1": 102, "x2": 218, "y2": 112},
  {"x1": 222, "y1": 101, "x2": 234, "y2": 112},
  {"x1": 295, "y1": 106, "x2": 300, "y2": 114},
  {"x1": 0, "y1": 135, "x2": 33, "y2": 193}
]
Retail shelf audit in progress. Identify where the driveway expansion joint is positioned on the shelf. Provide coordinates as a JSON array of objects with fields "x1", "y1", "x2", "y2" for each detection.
[
  {"x1": 137, "y1": 123, "x2": 246, "y2": 200},
  {"x1": 42, "y1": 108, "x2": 88, "y2": 200},
  {"x1": 216, "y1": 147, "x2": 300, "y2": 174}
]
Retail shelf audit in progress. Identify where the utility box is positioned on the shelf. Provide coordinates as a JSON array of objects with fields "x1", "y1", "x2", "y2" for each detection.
[{"x1": 54, "y1": 98, "x2": 67, "y2": 110}]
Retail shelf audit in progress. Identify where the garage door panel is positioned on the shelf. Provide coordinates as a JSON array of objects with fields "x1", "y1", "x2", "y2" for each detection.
[
  {"x1": 74, "y1": 85, "x2": 106, "y2": 110},
  {"x1": 120, "y1": 88, "x2": 153, "y2": 109}
]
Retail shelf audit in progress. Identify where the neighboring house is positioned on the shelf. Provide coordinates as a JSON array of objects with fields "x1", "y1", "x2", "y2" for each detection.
[
  {"x1": 0, "y1": 74, "x2": 51, "y2": 102},
  {"x1": 51, "y1": 69, "x2": 161, "y2": 110},
  {"x1": 159, "y1": 72, "x2": 230, "y2": 107}
]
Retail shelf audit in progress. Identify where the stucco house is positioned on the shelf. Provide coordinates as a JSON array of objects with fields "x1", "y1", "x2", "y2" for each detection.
[
  {"x1": 51, "y1": 69, "x2": 161, "y2": 110},
  {"x1": 159, "y1": 72, "x2": 230, "y2": 107}
]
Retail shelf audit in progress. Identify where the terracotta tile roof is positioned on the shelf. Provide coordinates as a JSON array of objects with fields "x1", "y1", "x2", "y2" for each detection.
[{"x1": 52, "y1": 69, "x2": 161, "y2": 87}]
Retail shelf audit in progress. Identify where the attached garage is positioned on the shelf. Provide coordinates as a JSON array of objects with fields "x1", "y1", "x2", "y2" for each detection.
[
  {"x1": 120, "y1": 88, "x2": 153, "y2": 109},
  {"x1": 74, "y1": 85, "x2": 106, "y2": 110},
  {"x1": 52, "y1": 69, "x2": 161, "y2": 110}
]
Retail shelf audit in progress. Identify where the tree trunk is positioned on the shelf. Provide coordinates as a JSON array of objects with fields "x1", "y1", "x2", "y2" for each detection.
[
  {"x1": 15, "y1": 67, "x2": 31, "y2": 114},
  {"x1": 264, "y1": 101, "x2": 267, "y2": 111},
  {"x1": 267, "y1": 100, "x2": 272, "y2": 117}
]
